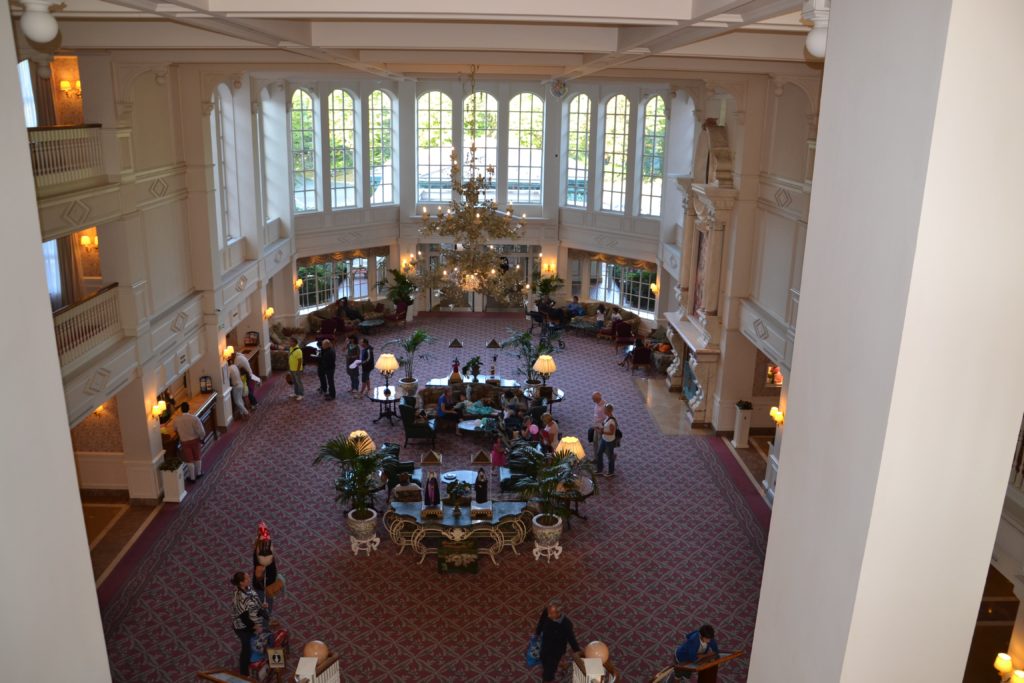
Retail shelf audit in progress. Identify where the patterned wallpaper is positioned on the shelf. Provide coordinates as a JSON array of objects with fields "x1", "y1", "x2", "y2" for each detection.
[{"x1": 71, "y1": 397, "x2": 124, "y2": 453}]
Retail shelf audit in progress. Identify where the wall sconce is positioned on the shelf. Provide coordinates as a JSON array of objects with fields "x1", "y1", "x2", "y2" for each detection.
[
  {"x1": 293, "y1": 277, "x2": 303, "y2": 290},
  {"x1": 555, "y1": 436, "x2": 586, "y2": 460},
  {"x1": 263, "y1": 306, "x2": 275, "y2": 320},
  {"x1": 542, "y1": 260, "x2": 556, "y2": 276},
  {"x1": 995, "y1": 653, "x2": 1014, "y2": 681},
  {"x1": 60, "y1": 79, "x2": 82, "y2": 99},
  {"x1": 222, "y1": 345, "x2": 235, "y2": 361},
  {"x1": 79, "y1": 234, "x2": 98, "y2": 252},
  {"x1": 770, "y1": 406, "x2": 785, "y2": 426},
  {"x1": 532, "y1": 354, "x2": 557, "y2": 386},
  {"x1": 151, "y1": 400, "x2": 167, "y2": 420},
  {"x1": 650, "y1": 281, "x2": 660, "y2": 296}
]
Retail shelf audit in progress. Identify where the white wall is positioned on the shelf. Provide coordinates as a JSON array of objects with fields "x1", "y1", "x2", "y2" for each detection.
[{"x1": 0, "y1": 17, "x2": 110, "y2": 679}]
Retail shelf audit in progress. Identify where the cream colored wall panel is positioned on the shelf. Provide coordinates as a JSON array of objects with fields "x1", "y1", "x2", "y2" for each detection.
[
  {"x1": 295, "y1": 223, "x2": 398, "y2": 258},
  {"x1": 261, "y1": 239, "x2": 293, "y2": 281},
  {"x1": 757, "y1": 174, "x2": 809, "y2": 221},
  {"x1": 143, "y1": 200, "x2": 192, "y2": 315},
  {"x1": 75, "y1": 452, "x2": 129, "y2": 490},
  {"x1": 126, "y1": 165, "x2": 188, "y2": 211},
  {"x1": 753, "y1": 210, "x2": 796, "y2": 322},
  {"x1": 148, "y1": 295, "x2": 204, "y2": 357},
  {"x1": 738, "y1": 298, "x2": 787, "y2": 367},
  {"x1": 131, "y1": 74, "x2": 177, "y2": 172},
  {"x1": 219, "y1": 260, "x2": 261, "y2": 310},
  {"x1": 38, "y1": 185, "x2": 123, "y2": 241},
  {"x1": 63, "y1": 340, "x2": 139, "y2": 425}
]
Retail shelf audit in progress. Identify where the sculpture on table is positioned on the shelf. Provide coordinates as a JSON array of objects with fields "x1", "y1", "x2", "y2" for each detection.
[
  {"x1": 424, "y1": 471, "x2": 441, "y2": 507},
  {"x1": 474, "y1": 468, "x2": 489, "y2": 503}
]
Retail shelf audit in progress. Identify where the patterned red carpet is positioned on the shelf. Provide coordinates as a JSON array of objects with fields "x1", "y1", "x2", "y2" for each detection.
[{"x1": 99, "y1": 315, "x2": 767, "y2": 682}]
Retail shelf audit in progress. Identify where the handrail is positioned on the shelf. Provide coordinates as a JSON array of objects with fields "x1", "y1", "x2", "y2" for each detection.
[
  {"x1": 51, "y1": 282, "x2": 118, "y2": 317},
  {"x1": 27, "y1": 123, "x2": 102, "y2": 132}
]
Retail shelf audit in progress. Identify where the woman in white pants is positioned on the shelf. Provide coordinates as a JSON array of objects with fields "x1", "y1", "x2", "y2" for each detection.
[{"x1": 228, "y1": 356, "x2": 249, "y2": 418}]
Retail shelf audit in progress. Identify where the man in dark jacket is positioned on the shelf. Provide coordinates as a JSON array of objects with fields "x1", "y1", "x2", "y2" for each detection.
[
  {"x1": 534, "y1": 600, "x2": 583, "y2": 682},
  {"x1": 673, "y1": 624, "x2": 719, "y2": 679},
  {"x1": 318, "y1": 339, "x2": 337, "y2": 400}
]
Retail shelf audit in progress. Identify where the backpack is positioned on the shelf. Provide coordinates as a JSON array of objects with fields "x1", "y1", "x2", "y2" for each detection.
[{"x1": 614, "y1": 426, "x2": 623, "y2": 446}]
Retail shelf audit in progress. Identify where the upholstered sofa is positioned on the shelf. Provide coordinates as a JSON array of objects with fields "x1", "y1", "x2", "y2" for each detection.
[
  {"x1": 568, "y1": 302, "x2": 647, "y2": 335},
  {"x1": 303, "y1": 299, "x2": 394, "y2": 335}
]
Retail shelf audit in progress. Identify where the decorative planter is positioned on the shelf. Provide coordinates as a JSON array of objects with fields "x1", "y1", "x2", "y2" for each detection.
[
  {"x1": 399, "y1": 377, "x2": 418, "y2": 397},
  {"x1": 160, "y1": 464, "x2": 187, "y2": 503},
  {"x1": 732, "y1": 407, "x2": 752, "y2": 449},
  {"x1": 346, "y1": 508, "x2": 380, "y2": 555},
  {"x1": 532, "y1": 514, "x2": 564, "y2": 561}
]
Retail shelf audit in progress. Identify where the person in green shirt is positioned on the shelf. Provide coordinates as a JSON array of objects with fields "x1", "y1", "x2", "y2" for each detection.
[{"x1": 287, "y1": 337, "x2": 304, "y2": 401}]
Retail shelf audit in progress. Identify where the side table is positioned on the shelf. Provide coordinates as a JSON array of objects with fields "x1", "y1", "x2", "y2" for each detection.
[{"x1": 371, "y1": 385, "x2": 400, "y2": 425}]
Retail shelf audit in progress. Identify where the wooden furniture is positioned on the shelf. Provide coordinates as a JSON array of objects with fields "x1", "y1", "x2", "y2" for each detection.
[
  {"x1": 239, "y1": 346, "x2": 260, "y2": 376},
  {"x1": 666, "y1": 651, "x2": 745, "y2": 683},
  {"x1": 370, "y1": 385, "x2": 400, "y2": 424}
]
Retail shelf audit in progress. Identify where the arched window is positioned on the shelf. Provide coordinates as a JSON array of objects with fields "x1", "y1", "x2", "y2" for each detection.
[
  {"x1": 289, "y1": 89, "x2": 317, "y2": 212},
  {"x1": 639, "y1": 96, "x2": 667, "y2": 217},
  {"x1": 210, "y1": 83, "x2": 235, "y2": 244},
  {"x1": 565, "y1": 93, "x2": 591, "y2": 208},
  {"x1": 417, "y1": 91, "x2": 453, "y2": 202},
  {"x1": 463, "y1": 91, "x2": 498, "y2": 202},
  {"x1": 601, "y1": 94, "x2": 630, "y2": 213},
  {"x1": 327, "y1": 89, "x2": 357, "y2": 209},
  {"x1": 368, "y1": 89, "x2": 395, "y2": 205},
  {"x1": 508, "y1": 92, "x2": 544, "y2": 205}
]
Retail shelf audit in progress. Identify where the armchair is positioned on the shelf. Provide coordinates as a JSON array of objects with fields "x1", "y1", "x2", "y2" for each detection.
[
  {"x1": 399, "y1": 401, "x2": 436, "y2": 448},
  {"x1": 386, "y1": 300, "x2": 409, "y2": 326},
  {"x1": 603, "y1": 320, "x2": 636, "y2": 351},
  {"x1": 628, "y1": 344, "x2": 653, "y2": 375}
]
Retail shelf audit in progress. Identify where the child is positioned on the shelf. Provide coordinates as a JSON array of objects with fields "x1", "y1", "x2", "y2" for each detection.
[{"x1": 491, "y1": 436, "x2": 508, "y2": 470}]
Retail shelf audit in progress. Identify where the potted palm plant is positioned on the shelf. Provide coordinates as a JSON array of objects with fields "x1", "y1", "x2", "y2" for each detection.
[
  {"x1": 534, "y1": 274, "x2": 565, "y2": 304},
  {"x1": 384, "y1": 329, "x2": 432, "y2": 396},
  {"x1": 313, "y1": 431, "x2": 397, "y2": 551},
  {"x1": 510, "y1": 444, "x2": 588, "y2": 554},
  {"x1": 501, "y1": 329, "x2": 558, "y2": 387},
  {"x1": 384, "y1": 268, "x2": 417, "y2": 306}
]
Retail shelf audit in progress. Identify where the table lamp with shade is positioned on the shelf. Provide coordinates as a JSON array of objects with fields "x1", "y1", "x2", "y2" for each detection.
[
  {"x1": 532, "y1": 354, "x2": 556, "y2": 385},
  {"x1": 448, "y1": 339, "x2": 464, "y2": 384},
  {"x1": 995, "y1": 653, "x2": 1015, "y2": 682},
  {"x1": 375, "y1": 353, "x2": 400, "y2": 396},
  {"x1": 555, "y1": 436, "x2": 585, "y2": 460}
]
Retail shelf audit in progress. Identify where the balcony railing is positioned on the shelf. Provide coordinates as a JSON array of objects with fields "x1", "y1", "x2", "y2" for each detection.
[
  {"x1": 53, "y1": 283, "x2": 121, "y2": 367},
  {"x1": 28, "y1": 124, "x2": 105, "y2": 188}
]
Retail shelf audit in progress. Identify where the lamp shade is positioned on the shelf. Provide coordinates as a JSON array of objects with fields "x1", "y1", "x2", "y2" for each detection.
[
  {"x1": 263, "y1": 306, "x2": 275, "y2": 319},
  {"x1": 60, "y1": 79, "x2": 72, "y2": 91},
  {"x1": 555, "y1": 436, "x2": 585, "y2": 460},
  {"x1": 1012, "y1": 670, "x2": 1024, "y2": 682},
  {"x1": 375, "y1": 353, "x2": 399, "y2": 374},
  {"x1": 533, "y1": 354, "x2": 556, "y2": 375},
  {"x1": 995, "y1": 653, "x2": 1014, "y2": 674},
  {"x1": 222, "y1": 345, "x2": 235, "y2": 359},
  {"x1": 770, "y1": 406, "x2": 784, "y2": 424},
  {"x1": 348, "y1": 430, "x2": 376, "y2": 454}
]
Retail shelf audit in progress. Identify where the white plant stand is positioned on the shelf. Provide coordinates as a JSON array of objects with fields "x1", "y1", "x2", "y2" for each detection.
[
  {"x1": 533, "y1": 542, "x2": 562, "y2": 562},
  {"x1": 160, "y1": 464, "x2": 187, "y2": 503},
  {"x1": 350, "y1": 534, "x2": 380, "y2": 556}
]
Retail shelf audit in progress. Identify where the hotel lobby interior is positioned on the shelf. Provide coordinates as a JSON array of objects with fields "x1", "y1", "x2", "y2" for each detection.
[{"x1": 3, "y1": 1, "x2": 1024, "y2": 682}]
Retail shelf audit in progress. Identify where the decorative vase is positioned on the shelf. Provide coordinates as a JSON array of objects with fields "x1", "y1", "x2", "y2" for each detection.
[
  {"x1": 531, "y1": 514, "x2": 563, "y2": 548},
  {"x1": 346, "y1": 508, "x2": 378, "y2": 541},
  {"x1": 160, "y1": 464, "x2": 187, "y2": 503},
  {"x1": 399, "y1": 377, "x2": 418, "y2": 397}
]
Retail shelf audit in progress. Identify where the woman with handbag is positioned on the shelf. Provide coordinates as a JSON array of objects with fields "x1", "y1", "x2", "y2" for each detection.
[{"x1": 596, "y1": 403, "x2": 619, "y2": 477}]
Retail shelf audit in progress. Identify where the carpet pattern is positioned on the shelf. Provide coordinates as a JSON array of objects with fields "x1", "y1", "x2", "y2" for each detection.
[{"x1": 100, "y1": 315, "x2": 767, "y2": 682}]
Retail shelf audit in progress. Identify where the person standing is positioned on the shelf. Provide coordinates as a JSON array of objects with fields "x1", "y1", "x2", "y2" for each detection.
[
  {"x1": 287, "y1": 337, "x2": 304, "y2": 400},
  {"x1": 590, "y1": 392, "x2": 607, "y2": 459},
  {"x1": 173, "y1": 402, "x2": 206, "y2": 481},
  {"x1": 230, "y1": 571, "x2": 264, "y2": 677},
  {"x1": 596, "y1": 403, "x2": 618, "y2": 477},
  {"x1": 540, "y1": 413, "x2": 559, "y2": 453},
  {"x1": 227, "y1": 355, "x2": 250, "y2": 419},
  {"x1": 357, "y1": 338, "x2": 374, "y2": 398},
  {"x1": 318, "y1": 339, "x2": 337, "y2": 400},
  {"x1": 533, "y1": 600, "x2": 583, "y2": 682},
  {"x1": 234, "y1": 350, "x2": 261, "y2": 408},
  {"x1": 344, "y1": 334, "x2": 360, "y2": 395}
]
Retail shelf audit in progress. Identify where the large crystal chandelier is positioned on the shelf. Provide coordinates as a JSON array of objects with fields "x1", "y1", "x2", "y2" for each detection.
[{"x1": 416, "y1": 145, "x2": 528, "y2": 308}]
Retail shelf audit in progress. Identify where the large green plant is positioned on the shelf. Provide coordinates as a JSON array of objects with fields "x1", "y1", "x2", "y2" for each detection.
[
  {"x1": 510, "y1": 446, "x2": 590, "y2": 522},
  {"x1": 392, "y1": 329, "x2": 432, "y2": 381},
  {"x1": 534, "y1": 274, "x2": 565, "y2": 299},
  {"x1": 313, "y1": 433, "x2": 397, "y2": 518},
  {"x1": 501, "y1": 328, "x2": 559, "y2": 382},
  {"x1": 383, "y1": 268, "x2": 417, "y2": 305}
]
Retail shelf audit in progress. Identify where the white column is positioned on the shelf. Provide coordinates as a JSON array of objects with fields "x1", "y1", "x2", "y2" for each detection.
[
  {"x1": 0, "y1": 17, "x2": 110, "y2": 679},
  {"x1": 750, "y1": 1, "x2": 1024, "y2": 681}
]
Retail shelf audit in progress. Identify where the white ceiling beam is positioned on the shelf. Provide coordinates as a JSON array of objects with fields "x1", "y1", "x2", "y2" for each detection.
[{"x1": 311, "y1": 22, "x2": 618, "y2": 53}]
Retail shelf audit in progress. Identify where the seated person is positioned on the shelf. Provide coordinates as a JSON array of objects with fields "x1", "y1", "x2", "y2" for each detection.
[
  {"x1": 391, "y1": 472, "x2": 422, "y2": 502},
  {"x1": 540, "y1": 413, "x2": 559, "y2": 453},
  {"x1": 500, "y1": 389, "x2": 521, "y2": 413},
  {"x1": 610, "y1": 306, "x2": 623, "y2": 322},
  {"x1": 339, "y1": 296, "x2": 364, "y2": 321},
  {"x1": 452, "y1": 392, "x2": 472, "y2": 416},
  {"x1": 436, "y1": 388, "x2": 460, "y2": 423},
  {"x1": 594, "y1": 303, "x2": 608, "y2": 329},
  {"x1": 566, "y1": 295, "x2": 585, "y2": 318},
  {"x1": 673, "y1": 624, "x2": 719, "y2": 680},
  {"x1": 520, "y1": 415, "x2": 540, "y2": 442},
  {"x1": 620, "y1": 335, "x2": 647, "y2": 367},
  {"x1": 503, "y1": 407, "x2": 524, "y2": 435}
]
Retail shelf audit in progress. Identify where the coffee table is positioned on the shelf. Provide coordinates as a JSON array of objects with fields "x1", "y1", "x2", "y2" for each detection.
[
  {"x1": 457, "y1": 417, "x2": 500, "y2": 437},
  {"x1": 357, "y1": 318, "x2": 385, "y2": 334},
  {"x1": 370, "y1": 385, "x2": 400, "y2": 424},
  {"x1": 523, "y1": 386, "x2": 565, "y2": 414}
]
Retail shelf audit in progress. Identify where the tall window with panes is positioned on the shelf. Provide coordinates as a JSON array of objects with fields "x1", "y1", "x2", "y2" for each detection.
[
  {"x1": 639, "y1": 96, "x2": 667, "y2": 216},
  {"x1": 327, "y1": 89, "x2": 357, "y2": 209},
  {"x1": 600, "y1": 95, "x2": 630, "y2": 213},
  {"x1": 565, "y1": 94, "x2": 591, "y2": 208},
  {"x1": 368, "y1": 90, "x2": 395, "y2": 205},
  {"x1": 508, "y1": 92, "x2": 544, "y2": 205},
  {"x1": 417, "y1": 91, "x2": 453, "y2": 202},
  {"x1": 289, "y1": 89, "x2": 317, "y2": 212},
  {"x1": 463, "y1": 91, "x2": 498, "y2": 202}
]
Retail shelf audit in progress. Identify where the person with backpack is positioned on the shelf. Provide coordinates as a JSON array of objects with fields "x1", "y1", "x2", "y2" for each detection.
[{"x1": 597, "y1": 403, "x2": 619, "y2": 477}]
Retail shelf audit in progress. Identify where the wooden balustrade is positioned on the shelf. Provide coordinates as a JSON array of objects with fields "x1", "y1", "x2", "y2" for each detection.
[
  {"x1": 27, "y1": 124, "x2": 105, "y2": 187},
  {"x1": 53, "y1": 283, "x2": 121, "y2": 366}
]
